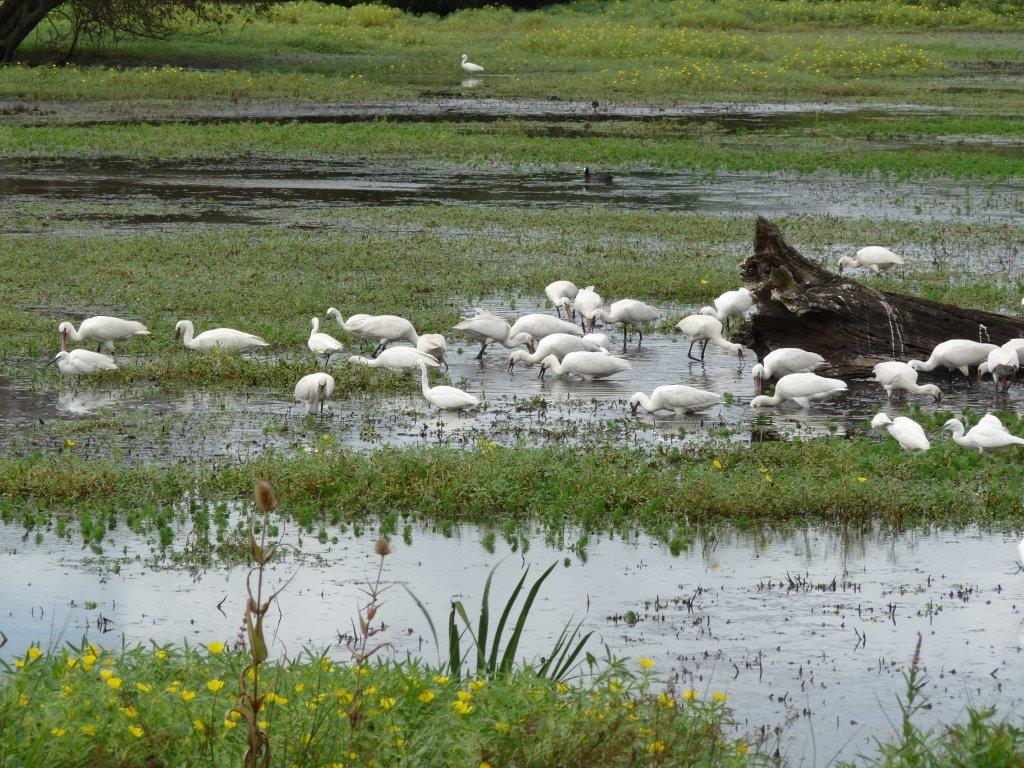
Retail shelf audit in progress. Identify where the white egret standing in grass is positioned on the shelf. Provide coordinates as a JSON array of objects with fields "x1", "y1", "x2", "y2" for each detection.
[
  {"x1": 294, "y1": 372, "x2": 335, "y2": 417},
  {"x1": 538, "y1": 351, "x2": 631, "y2": 381},
  {"x1": 453, "y1": 308, "x2": 534, "y2": 359},
  {"x1": 675, "y1": 315, "x2": 742, "y2": 361},
  {"x1": 629, "y1": 385, "x2": 723, "y2": 416},
  {"x1": 870, "y1": 413, "x2": 930, "y2": 451},
  {"x1": 752, "y1": 348, "x2": 826, "y2": 394},
  {"x1": 545, "y1": 280, "x2": 579, "y2": 319},
  {"x1": 749, "y1": 372, "x2": 847, "y2": 408},
  {"x1": 592, "y1": 299, "x2": 662, "y2": 347},
  {"x1": 59, "y1": 316, "x2": 149, "y2": 352},
  {"x1": 460, "y1": 55, "x2": 483, "y2": 73},
  {"x1": 174, "y1": 320, "x2": 268, "y2": 352},
  {"x1": 418, "y1": 360, "x2": 479, "y2": 411},
  {"x1": 307, "y1": 317, "x2": 343, "y2": 368},
  {"x1": 837, "y1": 246, "x2": 905, "y2": 274},
  {"x1": 872, "y1": 361, "x2": 942, "y2": 402},
  {"x1": 44, "y1": 349, "x2": 118, "y2": 381}
]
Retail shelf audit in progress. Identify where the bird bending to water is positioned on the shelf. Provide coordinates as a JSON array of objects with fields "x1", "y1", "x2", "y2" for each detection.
[
  {"x1": 538, "y1": 351, "x2": 631, "y2": 380},
  {"x1": 508, "y1": 313, "x2": 583, "y2": 341},
  {"x1": 837, "y1": 246, "x2": 905, "y2": 273},
  {"x1": 871, "y1": 413, "x2": 930, "y2": 451},
  {"x1": 943, "y1": 413, "x2": 1024, "y2": 453},
  {"x1": 59, "y1": 316, "x2": 149, "y2": 352},
  {"x1": 348, "y1": 347, "x2": 441, "y2": 373},
  {"x1": 675, "y1": 315, "x2": 742, "y2": 361},
  {"x1": 629, "y1": 385, "x2": 723, "y2": 416},
  {"x1": 461, "y1": 54, "x2": 484, "y2": 74},
  {"x1": 307, "y1": 317, "x2": 343, "y2": 368},
  {"x1": 872, "y1": 361, "x2": 942, "y2": 402},
  {"x1": 294, "y1": 372, "x2": 335, "y2": 416},
  {"x1": 416, "y1": 333, "x2": 447, "y2": 369},
  {"x1": 699, "y1": 288, "x2": 755, "y2": 332},
  {"x1": 593, "y1": 299, "x2": 662, "y2": 347},
  {"x1": 418, "y1": 360, "x2": 479, "y2": 411},
  {"x1": 326, "y1": 309, "x2": 419, "y2": 355},
  {"x1": 583, "y1": 167, "x2": 613, "y2": 184},
  {"x1": 45, "y1": 349, "x2": 118, "y2": 380},
  {"x1": 573, "y1": 286, "x2": 604, "y2": 332},
  {"x1": 908, "y1": 339, "x2": 996, "y2": 382},
  {"x1": 453, "y1": 308, "x2": 534, "y2": 359},
  {"x1": 507, "y1": 332, "x2": 607, "y2": 371},
  {"x1": 752, "y1": 348, "x2": 826, "y2": 394},
  {"x1": 545, "y1": 280, "x2": 579, "y2": 320},
  {"x1": 978, "y1": 345, "x2": 1020, "y2": 392},
  {"x1": 749, "y1": 373, "x2": 847, "y2": 408},
  {"x1": 174, "y1": 320, "x2": 268, "y2": 352}
]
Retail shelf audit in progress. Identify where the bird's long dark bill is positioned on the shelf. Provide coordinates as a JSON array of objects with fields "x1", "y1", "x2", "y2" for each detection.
[{"x1": 41, "y1": 358, "x2": 58, "y2": 370}]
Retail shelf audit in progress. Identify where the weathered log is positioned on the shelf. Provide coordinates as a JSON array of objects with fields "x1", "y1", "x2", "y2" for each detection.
[{"x1": 733, "y1": 217, "x2": 1024, "y2": 378}]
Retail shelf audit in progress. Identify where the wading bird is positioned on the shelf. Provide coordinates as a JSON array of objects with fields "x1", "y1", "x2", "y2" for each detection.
[
  {"x1": 592, "y1": 299, "x2": 662, "y2": 347},
  {"x1": 943, "y1": 413, "x2": 1024, "y2": 453},
  {"x1": 507, "y1": 332, "x2": 607, "y2": 371},
  {"x1": 294, "y1": 372, "x2": 335, "y2": 417},
  {"x1": 348, "y1": 347, "x2": 441, "y2": 373},
  {"x1": 418, "y1": 360, "x2": 479, "y2": 411},
  {"x1": 538, "y1": 351, "x2": 631, "y2": 381},
  {"x1": 837, "y1": 246, "x2": 905, "y2": 273},
  {"x1": 326, "y1": 309, "x2": 419, "y2": 356},
  {"x1": 752, "y1": 348, "x2": 826, "y2": 394},
  {"x1": 453, "y1": 309, "x2": 534, "y2": 359},
  {"x1": 628, "y1": 385, "x2": 723, "y2": 416},
  {"x1": 908, "y1": 339, "x2": 996, "y2": 383},
  {"x1": 749, "y1": 372, "x2": 847, "y2": 408},
  {"x1": 573, "y1": 286, "x2": 604, "y2": 332},
  {"x1": 44, "y1": 349, "x2": 118, "y2": 381},
  {"x1": 508, "y1": 313, "x2": 582, "y2": 341},
  {"x1": 978, "y1": 345, "x2": 1020, "y2": 392},
  {"x1": 699, "y1": 288, "x2": 755, "y2": 331},
  {"x1": 872, "y1": 361, "x2": 942, "y2": 402},
  {"x1": 58, "y1": 316, "x2": 149, "y2": 352},
  {"x1": 460, "y1": 54, "x2": 483, "y2": 74},
  {"x1": 307, "y1": 317, "x2": 343, "y2": 368},
  {"x1": 174, "y1": 320, "x2": 268, "y2": 352},
  {"x1": 675, "y1": 315, "x2": 743, "y2": 361},
  {"x1": 545, "y1": 280, "x2": 579, "y2": 319},
  {"x1": 871, "y1": 413, "x2": 930, "y2": 451}
]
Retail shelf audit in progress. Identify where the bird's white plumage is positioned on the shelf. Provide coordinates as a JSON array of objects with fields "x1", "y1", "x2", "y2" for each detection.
[
  {"x1": 509, "y1": 313, "x2": 583, "y2": 340},
  {"x1": 545, "y1": 280, "x2": 579, "y2": 318},
  {"x1": 59, "y1": 315, "x2": 149, "y2": 351},
  {"x1": 418, "y1": 360, "x2": 479, "y2": 410},
  {"x1": 573, "y1": 286, "x2": 604, "y2": 332},
  {"x1": 348, "y1": 347, "x2": 441, "y2": 373},
  {"x1": 453, "y1": 309, "x2": 533, "y2": 357},
  {"x1": 507, "y1": 333, "x2": 607, "y2": 370},
  {"x1": 871, "y1": 413, "x2": 930, "y2": 451},
  {"x1": 416, "y1": 333, "x2": 447, "y2": 365},
  {"x1": 294, "y1": 372, "x2": 335, "y2": 416},
  {"x1": 909, "y1": 339, "x2": 996, "y2": 378},
  {"x1": 326, "y1": 309, "x2": 417, "y2": 346},
  {"x1": 872, "y1": 361, "x2": 942, "y2": 401},
  {"x1": 700, "y1": 288, "x2": 755, "y2": 323},
  {"x1": 594, "y1": 299, "x2": 661, "y2": 343},
  {"x1": 837, "y1": 246, "x2": 905, "y2": 273},
  {"x1": 675, "y1": 315, "x2": 742, "y2": 356},
  {"x1": 979, "y1": 344, "x2": 1020, "y2": 390},
  {"x1": 460, "y1": 54, "x2": 484, "y2": 74},
  {"x1": 749, "y1": 372, "x2": 847, "y2": 408},
  {"x1": 629, "y1": 385, "x2": 723, "y2": 415},
  {"x1": 307, "y1": 317, "x2": 343, "y2": 362},
  {"x1": 175, "y1": 320, "x2": 268, "y2": 352},
  {"x1": 943, "y1": 413, "x2": 1024, "y2": 453},
  {"x1": 48, "y1": 349, "x2": 118, "y2": 377},
  {"x1": 539, "y1": 351, "x2": 631, "y2": 380}
]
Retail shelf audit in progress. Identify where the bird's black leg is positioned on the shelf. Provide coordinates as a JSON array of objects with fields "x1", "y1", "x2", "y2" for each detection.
[
  {"x1": 475, "y1": 342, "x2": 486, "y2": 360},
  {"x1": 687, "y1": 339, "x2": 699, "y2": 361},
  {"x1": 700, "y1": 338, "x2": 710, "y2": 361},
  {"x1": 621, "y1": 325, "x2": 627, "y2": 349},
  {"x1": 637, "y1": 326, "x2": 643, "y2": 347}
]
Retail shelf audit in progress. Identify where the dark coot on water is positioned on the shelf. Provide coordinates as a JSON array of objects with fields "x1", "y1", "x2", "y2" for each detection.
[{"x1": 583, "y1": 166, "x2": 613, "y2": 184}]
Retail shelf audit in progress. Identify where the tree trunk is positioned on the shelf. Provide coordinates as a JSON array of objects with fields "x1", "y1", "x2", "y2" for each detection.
[
  {"x1": 733, "y1": 217, "x2": 1024, "y2": 378},
  {"x1": 0, "y1": 0, "x2": 64, "y2": 62}
]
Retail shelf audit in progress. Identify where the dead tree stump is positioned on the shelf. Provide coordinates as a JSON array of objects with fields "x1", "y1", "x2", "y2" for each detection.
[{"x1": 733, "y1": 217, "x2": 1024, "y2": 378}]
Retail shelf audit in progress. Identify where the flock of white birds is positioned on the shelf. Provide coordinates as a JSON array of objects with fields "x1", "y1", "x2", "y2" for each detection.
[{"x1": 43, "y1": 247, "x2": 1024, "y2": 454}]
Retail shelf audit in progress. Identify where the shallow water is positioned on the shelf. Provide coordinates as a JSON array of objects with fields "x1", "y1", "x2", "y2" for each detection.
[{"x1": 2, "y1": 516, "x2": 1022, "y2": 766}]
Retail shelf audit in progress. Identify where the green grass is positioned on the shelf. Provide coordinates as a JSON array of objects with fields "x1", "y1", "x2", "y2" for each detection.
[{"x1": 4, "y1": 1, "x2": 1023, "y2": 109}]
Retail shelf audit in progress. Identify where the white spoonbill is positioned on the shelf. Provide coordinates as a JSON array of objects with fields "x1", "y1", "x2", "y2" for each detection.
[
  {"x1": 699, "y1": 287, "x2": 755, "y2": 331},
  {"x1": 294, "y1": 372, "x2": 335, "y2": 417},
  {"x1": 629, "y1": 385, "x2": 723, "y2": 416},
  {"x1": 872, "y1": 361, "x2": 942, "y2": 402},
  {"x1": 59, "y1": 316, "x2": 149, "y2": 352},
  {"x1": 749, "y1": 372, "x2": 847, "y2": 408},
  {"x1": 675, "y1": 315, "x2": 742, "y2": 361},
  {"x1": 460, "y1": 54, "x2": 483, "y2": 74},
  {"x1": 348, "y1": 347, "x2": 441, "y2": 373},
  {"x1": 752, "y1": 348, "x2": 826, "y2": 394},
  {"x1": 538, "y1": 351, "x2": 631, "y2": 381},
  {"x1": 573, "y1": 286, "x2": 604, "y2": 332},
  {"x1": 174, "y1": 320, "x2": 268, "y2": 352},
  {"x1": 307, "y1": 317, "x2": 343, "y2": 367},
  {"x1": 326, "y1": 308, "x2": 418, "y2": 355},
  {"x1": 509, "y1": 313, "x2": 583, "y2": 341},
  {"x1": 593, "y1": 299, "x2": 662, "y2": 346},
  {"x1": 837, "y1": 246, "x2": 905, "y2": 273},
  {"x1": 978, "y1": 345, "x2": 1020, "y2": 392},
  {"x1": 453, "y1": 308, "x2": 534, "y2": 359},
  {"x1": 417, "y1": 333, "x2": 448, "y2": 369},
  {"x1": 908, "y1": 339, "x2": 996, "y2": 381},
  {"x1": 44, "y1": 349, "x2": 117, "y2": 380},
  {"x1": 545, "y1": 280, "x2": 579, "y2": 319},
  {"x1": 418, "y1": 360, "x2": 479, "y2": 411},
  {"x1": 943, "y1": 413, "x2": 1024, "y2": 453},
  {"x1": 507, "y1": 332, "x2": 607, "y2": 371},
  {"x1": 870, "y1": 413, "x2": 930, "y2": 451}
]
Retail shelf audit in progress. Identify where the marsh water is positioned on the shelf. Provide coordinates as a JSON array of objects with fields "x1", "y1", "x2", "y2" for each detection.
[{"x1": 2, "y1": 516, "x2": 1023, "y2": 766}]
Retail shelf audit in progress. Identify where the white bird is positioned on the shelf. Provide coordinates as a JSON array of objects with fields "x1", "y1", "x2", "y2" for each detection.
[
  {"x1": 294, "y1": 372, "x2": 335, "y2": 417},
  {"x1": 943, "y1": 413, "x2": 1024, "y2": 453},
  {"x1": 573, "y1": 286, "x2": 604, "y2": 332},
  {"x1": 418, "y1": 360, "x2": 479, "y2": 411},
  {"x1": 1018, "y1": 534, "x2": 1024, "y2": 564},
  {"x1": 44, "y1": 349, "x2": 117, "y2": 380},
  {"x1": 59, "y1": 316, "x2": 149, "y2": 352},
  {"x1": 326, "y1": 308, "x2": 418, "y2": 355},
  {"x1": 978, "y1": 344, "x2": 1020, "y2": 392},
  {"x1": 307, "y1": 317, "x2": 343, "y2": 367},
  {"x1": 583, "y1": 332, "x2": 611, "y2": 350},
  {"x1": 174, "y1": 320, "x2": 268, "y2": 352},
  {"x1": 538, "y1": 351, "x2": 631, "y2": 381},
  {"x1": 629, "y1": 385, "x2": 723, "y2": 416},
  {"x1": 417, "y1": 333, "x2": 448, "y2": 369},
  {"x1": 870, "y1": 413, "x2": 930, "y2": 451},
  {"x1": 752, "y1": 348, "x2": 826, "y2": 394},
  {"x1": 507, "y1": 333, "x2": 607, "y2": 371},
  {"x1": 460, "y1": 54, "x2": 484, "y2": 74},
  {"x1": 675, "y1": 315, "x2": 743, "y2": 360},
  {"x1": 750, "y1": 372, "x2": 847, "y2": 408},
  {"x1": 508, "y1": 313, "x2": 583, "y2": 341},
  {"x1": 545, "y1": 280, "x2": 579, "y2": 320},
  {"x1": 593, "y1": 299, "x2": 662, "y2": 346},
  {"x1": 699, "y1": 288, "x2": 755, "y2": 331},
  {"x1": 1001, "y1": 337, "x2": 1024, "y2": 364},
  {"x1": 908, "y1": 339, "x2": 997, "y2": 381},
  {"x1": 453, "y1": 308, "x2": 534, "y2": 359},
  {"x1": 837, "y1": 246, "x2": 905, "y2": 274},
  {"x1": 872, "y1": 361, "x2": 942, "y2": 402},
  {"x1": 348, "y1": 347, "x2": 441, "y2": 373}
]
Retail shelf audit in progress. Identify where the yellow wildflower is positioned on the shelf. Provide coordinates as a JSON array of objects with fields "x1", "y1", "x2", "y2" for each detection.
[
  {"x1": 379, "y1": 697, "x2": 396, "y2": 710},
  {"x1": 99, "y1": 669, "x2": 113, "y2": 680},
  {"x1": 65, "y1": 438, "x2": 75, "y2": 448},
  {"x1": 418, "y1": 690, "x2": 436, "y2": 703},
  {"x1": 452, "y1": 700, "x2": 474, "y2": 715},
  {"x1": 154, "y1": 650, "x2": 167, "y2": 660},
  {"x1": 207, "y1": 679, "x2": 225, "y2": 693},
  {"x1": 193, "y1": 719, "x2": 206, "y2": 734},
  {"x1": 556, "y1": 682, "x2": 569, "y2": 693},
  {"x1": 106, "y1": 677, "x2": 123, "y2": 691},
  {"x1": 120, "y1": 706, "x2": 138, "y2": 718},
  {"x1": 51, "y1": 727, "x2": 66, "y2": 737},
  {"x1": 181, "y1": 690, "x2": 196, "y2": 702},
  {"x1": 711, "y1": 459, "x2": 723, "y2": 470},
  {"x1": 432, "y1": 674, "x2": 449, "y2": 685},
  {"x1": 66, "y1": 657, "x2": 78, "y2": 669},
  {"x1": 224, "y1": 719, "x2": 237, "y2": 730},
  {"x1": 27, "y1": 646, "x2": 43, "y2": 661},
  {"x1": 682, "y1": 689, "x2": 699, "y2": 701},
  {"x1": 457, "y1": 690, "x2": 472, "y2": 702},
  {"x1": 136, "y1": 682, "x2": 152, "y2": 694},
  {"x1": 494, "y1": 720, "x2": 510, "y2": 733},
  {"x1": 294, "y1": 683, "x2": 305, "y2": 693},
  {"x1": 658, "y1": 692, "x2": 676, "y2": 709},
  {"x1": 647, "y1": 741, "x2": 666, "y2": 754},
  {"x1": 712, "y1": 691, "x2": 727, "y2": 703},
  {"x1": 13, "y1": 659, "x2": 25, "y2": 669},
  {"x1": 207, "y1": 641, "x2": 225, "y2": 655},
  {"x1": 128, "y1": 725, "x2": 144, "y2": 738},
  {"x1": 857, "y1": 476, "x2": 867, "y2": 483},
  {"x1": 80, "y1": 724, "x2": 97, "y2": 737},
  {"x1": 638, "y1": 657, "x2": 655, "y2": 670},
  {"x1": 469, "y1": 679, "x2": 486, "y2": 691}
]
